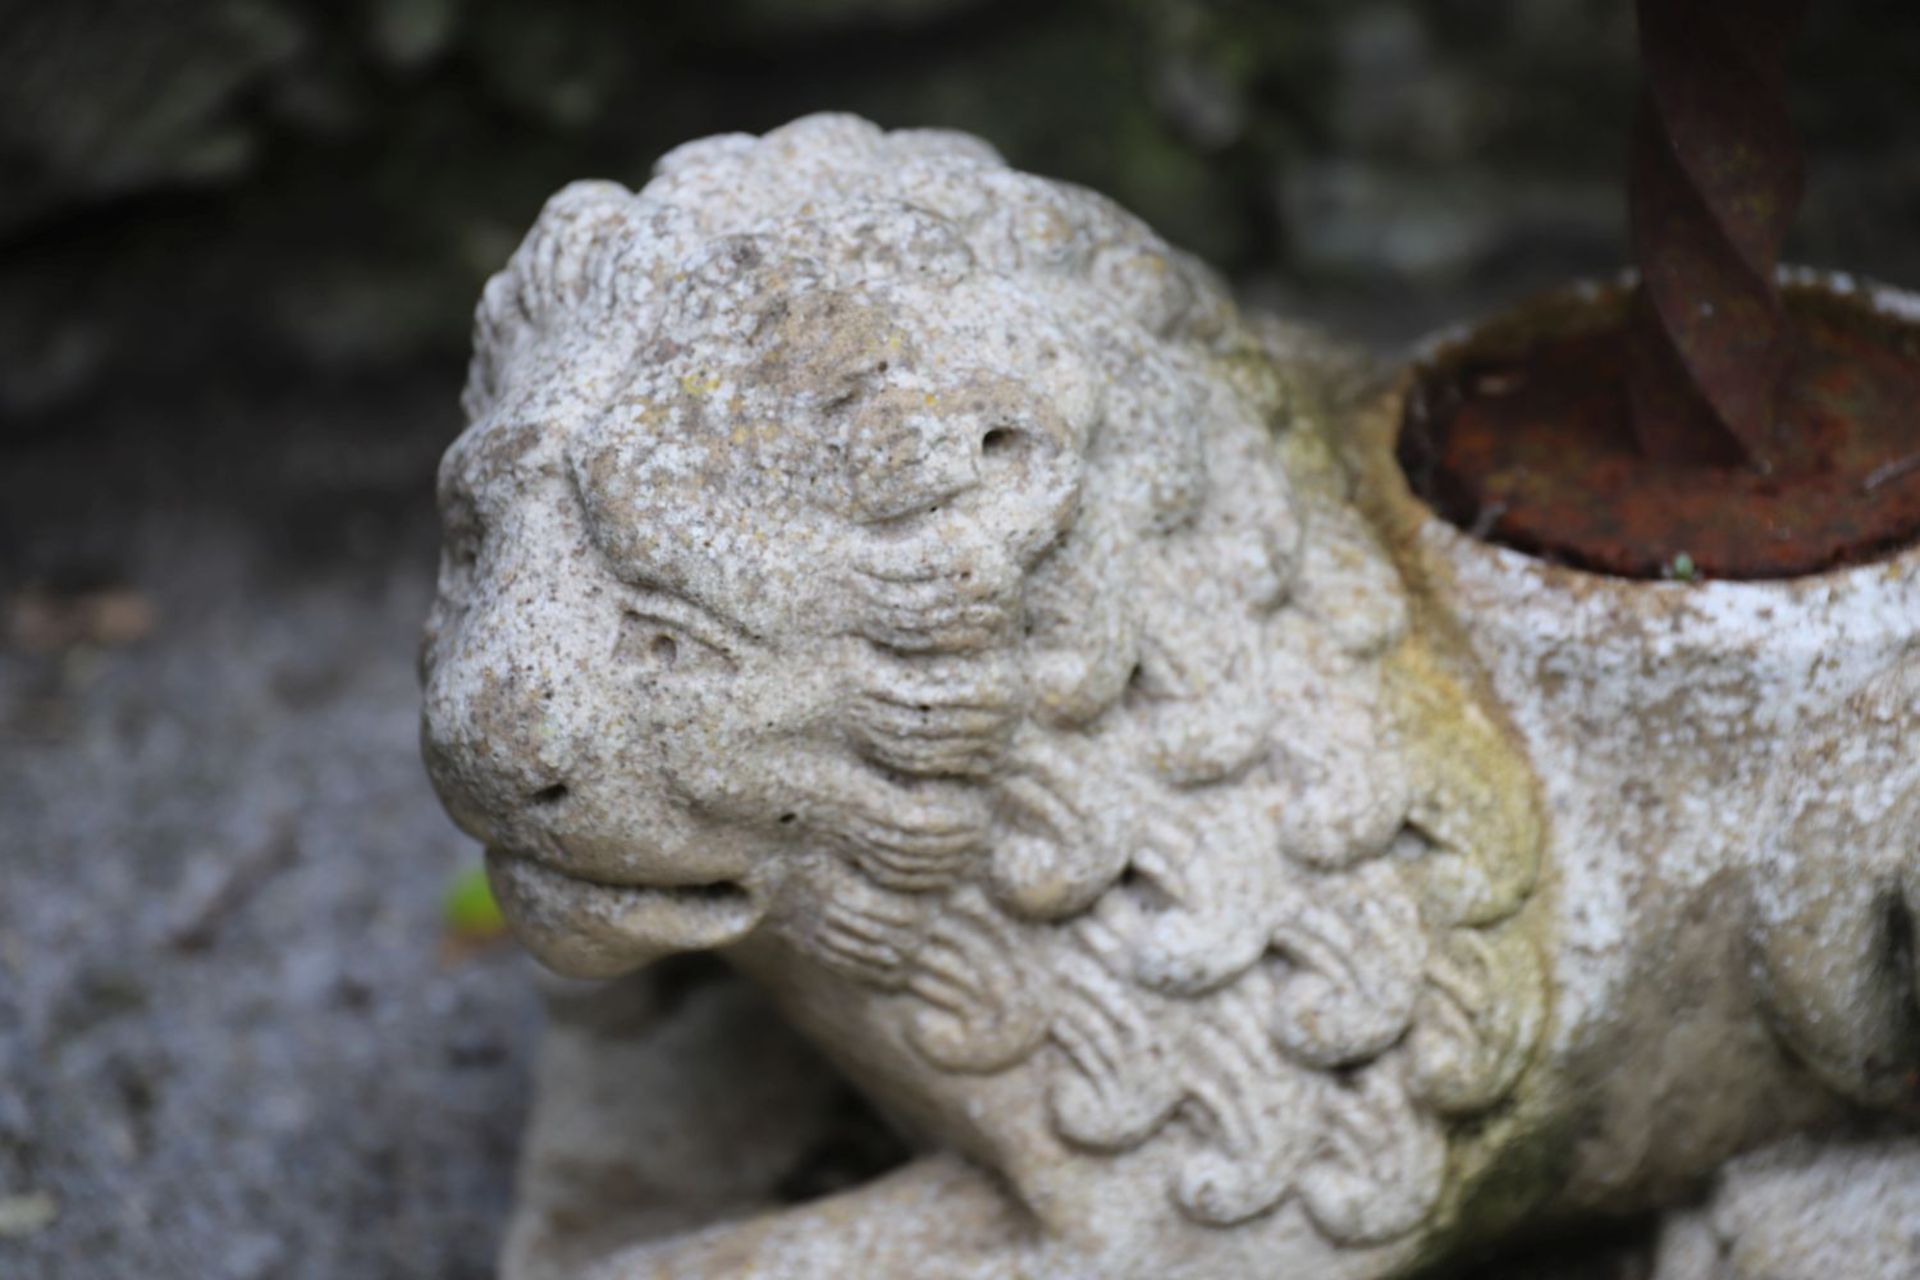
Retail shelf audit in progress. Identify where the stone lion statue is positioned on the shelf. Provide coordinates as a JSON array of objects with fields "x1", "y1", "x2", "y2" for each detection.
[{"x1": 420, "y1": 115, "x2": 1920, "y2": 1278}]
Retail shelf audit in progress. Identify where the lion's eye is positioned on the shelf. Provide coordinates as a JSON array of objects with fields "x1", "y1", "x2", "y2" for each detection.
[
  {"x1": 821, "y1": 360, "x2": 892, "y2": 414},
  {"x1": 614, "y1": 607, "x2": 735, "y2": 676}
]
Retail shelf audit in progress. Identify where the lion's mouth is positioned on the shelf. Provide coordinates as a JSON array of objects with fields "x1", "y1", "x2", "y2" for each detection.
[{"x1": 484, "y1": 848, "x2": 767, "y2": 977}]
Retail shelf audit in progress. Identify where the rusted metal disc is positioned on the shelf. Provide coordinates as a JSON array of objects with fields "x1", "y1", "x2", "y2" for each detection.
[{"x1": 1400, "y1": 287, "x2": 1920, "y2": 580}]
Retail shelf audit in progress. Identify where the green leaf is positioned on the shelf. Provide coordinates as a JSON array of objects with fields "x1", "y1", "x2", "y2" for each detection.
[{"x1": 443, "y1": 864, "x2": 506, "y2": 937}]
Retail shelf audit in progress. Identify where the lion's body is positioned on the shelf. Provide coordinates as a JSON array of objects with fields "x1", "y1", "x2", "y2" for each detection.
[{"x1": 422, "y1": 115, "x2": 1558, "y2": 1277}]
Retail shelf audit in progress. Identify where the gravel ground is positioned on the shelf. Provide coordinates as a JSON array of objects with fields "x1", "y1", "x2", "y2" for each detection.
[{"x1": 1, "y1": 365, "x2": 542, "y2": 1279}]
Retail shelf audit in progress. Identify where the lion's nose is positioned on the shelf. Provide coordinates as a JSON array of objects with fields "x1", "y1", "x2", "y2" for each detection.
[
  {"x1": 425, "y1": 673, "x2": 583, "y2": 812},
  {"x1": 420, "y1": 603, "x2": 602, "y2": 844}
]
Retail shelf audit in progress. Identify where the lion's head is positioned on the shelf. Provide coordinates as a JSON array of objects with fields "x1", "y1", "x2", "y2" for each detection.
[{"x1": 422, "y1": 114, "x2": 1546, "y2": 1245}]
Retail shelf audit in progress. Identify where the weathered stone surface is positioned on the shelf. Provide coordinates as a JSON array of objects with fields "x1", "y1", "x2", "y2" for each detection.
[
  {"x1": 1651, "y1": 1135, "x2": 1920, "y2": 1279},
  {"x1": 422, "y1": 116, "x2": 1920, "y2": 1277}
]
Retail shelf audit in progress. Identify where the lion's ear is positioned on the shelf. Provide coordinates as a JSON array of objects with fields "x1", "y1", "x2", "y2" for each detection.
[
  {"x1": 466, "y1": 180, "x2": 643, "y2": 422},
  {"x1": 513, "y1": 180, "x2": 641, "y2": 316}
]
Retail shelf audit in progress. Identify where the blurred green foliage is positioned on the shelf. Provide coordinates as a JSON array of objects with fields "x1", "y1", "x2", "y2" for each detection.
[
  {"x1": 0, "y1": 0, "x2": 1913, "y2": 421},
  {"x1": 442, "y1": 862, "x2": 505, "y2": 940}
]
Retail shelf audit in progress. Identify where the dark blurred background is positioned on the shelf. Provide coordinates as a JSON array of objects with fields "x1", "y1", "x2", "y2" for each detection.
[{"x1": 1, "y1": 2, "x2": 1916, "y2": 1276}]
